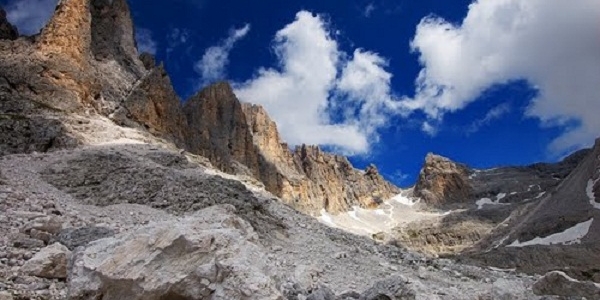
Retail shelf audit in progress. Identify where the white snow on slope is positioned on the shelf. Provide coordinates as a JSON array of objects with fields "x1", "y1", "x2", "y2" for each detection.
[
  {"x1": 587, "y1": 178, "x2": 600, "y2": 209},
  {"x1": 316, "y1": 191, "x2": 443, "y2": 236},
  {"x1": 550, "y1": 271, "x2": 600, "y2": 289},
  {"x1": 507, "y1": 218, "x2": 594, "y2": 247},
  {"x1": 391, "y1": 193, "x2": 418, "y2": 206},
  {"x1": 476, "y1": 193, "x2": 508, "y2": 209}
]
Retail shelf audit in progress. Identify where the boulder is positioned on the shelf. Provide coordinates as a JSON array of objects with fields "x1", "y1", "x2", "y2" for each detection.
[
  {"x1": 306, "y1": 285, "x2": 336, "y2": 300},
  {"x1": 533, "y1": 271, "x2": 600, "y2": 299},
  {"x1": 67, "y1": 205, "x2": 282, "y2": 300},
  {"x1": 21, "y1": 243, "x2": 71, "y2": 279},
  {"x1": 359, "y1": 275, "x2": 417, "y2": 300},
  {"x1": 23, "y1": 215, "x2": 63, "y2": 235}
]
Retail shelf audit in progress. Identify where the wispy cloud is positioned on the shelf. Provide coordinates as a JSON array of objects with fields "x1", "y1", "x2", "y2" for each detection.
[
  {"x1": 363, "y1": 3, "x2": 376, "y2": 17},
  {"x1": 4, "y1": 0, "x2": 57, "y2": 35},
  {"x1": 135, "y1": 28, "x2": 157, "y2": 55},
  {"x1": 466, "y1": 103, "x2": 511, "y2": 134},
  {"x1": 166, "y1": 28, "x2": 191, "y2": 56},
  {"x1": 195, "y1": 24, "x2": 250, "y2": 87}
]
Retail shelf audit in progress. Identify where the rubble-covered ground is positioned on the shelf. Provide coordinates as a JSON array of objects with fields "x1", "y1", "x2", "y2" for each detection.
[{"x1": 0, "y1": 141, "x2": 565, "y2": 300}]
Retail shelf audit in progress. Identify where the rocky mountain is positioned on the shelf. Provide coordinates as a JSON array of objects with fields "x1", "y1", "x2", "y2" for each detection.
[
  {"x1": 0, "y1": 0, "x2": 397, "y2": 215},
  {"x1": 458, "y1": 139, "x2": 600, "y2": 283},
  {"x1": 1, "y1": 0, "x2": 599, "y2": 299},
  {"x1": 381, "y1": 143, "x2": 600, "y2": 288}
]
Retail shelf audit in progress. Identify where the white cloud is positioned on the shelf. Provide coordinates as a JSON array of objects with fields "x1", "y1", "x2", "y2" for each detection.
[
  {"x1": 404, "y1": 0, "x2": 600, "y2": 154},
  {"x1": 135, "y1": 28, "x2": 157, "y2": 55},
  {"x1": 466, "y1": 103, "x2": 511, "y2": 134},
  {"x1": 235, "y1": 11, "x2": 400, "y2": 155},
  {"x1": 364, "y1": 3, "x2": 376, "y2": 17},
  {"x1": 196, "y1": 24, "x2": 250, "y2": 86},
  {"x1": 4, "y1": 0, "x2": 57, "y2": 35},
  {"x1": 166, "y1": 28, "x2": 191, "y2": 55}
]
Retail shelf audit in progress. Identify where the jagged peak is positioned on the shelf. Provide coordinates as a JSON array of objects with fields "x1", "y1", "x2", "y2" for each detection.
[
  {"x1": 37, "y1": 0, "x2": 92, "y2": 65},
  {"x1": 190, "y1": 81, "x2": 237, "y2": 103},
  {"x1": 36, "y1": 0, "x2": 143, "y2": 72}
]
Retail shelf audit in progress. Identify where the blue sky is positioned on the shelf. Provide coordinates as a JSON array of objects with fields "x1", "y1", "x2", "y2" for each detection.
[{"x1": 3, "y1": 0, "x2": 600, "y2": 187}]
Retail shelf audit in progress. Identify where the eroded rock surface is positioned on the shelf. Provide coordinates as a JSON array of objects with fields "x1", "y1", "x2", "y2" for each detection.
[
  {"x1": 533, "y1": 271, "x2": 600, "y2": 299},
  {"x1": 67, "y1": 205, "x2": 282, "y2": 300}
]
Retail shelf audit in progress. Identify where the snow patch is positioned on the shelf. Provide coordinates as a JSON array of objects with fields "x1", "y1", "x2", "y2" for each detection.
[
  {"x1": 550, "y1": 271, "x2": 600, "y2": 288},
  {"x1": 318, "y1": 209, "x2": 337, "y2": 227},
  {"x1": 476, "y1": 193, "x2": 508, "y2": 209},
  {"x1": 391, "y1": 194, "x2": 417, "y2": 207},
  {"x1": 507, "y1": 218, "x2": 594, "y2": 247},
  {"x1": 493, "y1": 235, "x2": 510, "y2": 249},
  {"x1": 535, "y1": 191, "x2": 546, "y2": 199},
  {"x1": 587, "y1": 178, "x2": 600, "y2": 209}
]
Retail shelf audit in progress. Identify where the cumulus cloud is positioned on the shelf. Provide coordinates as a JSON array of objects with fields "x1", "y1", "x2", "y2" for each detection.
[
  {"x1": 404, "y1": 0, "x2": 600, "y2": 154},
  {"x1": 4, "y1": 0, "x2": 57, "y2": 35},
  {"x1": 235, "y1": 11, "x2": 400, "y2": 155},
  {"x1": 196, "y1": 24, "x2": 250, "y2": 86},
  {"x1": 135, "y1": 28, "x2": 157, "y2": 55},
  {"x1": 466, "y1": 103, "x2": 511, "y2": 134}
]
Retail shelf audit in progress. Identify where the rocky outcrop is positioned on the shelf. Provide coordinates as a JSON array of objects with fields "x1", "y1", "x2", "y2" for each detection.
[
  {"x1": 183, "y1": 82, "x2": 260, "y2": 175},
  {"x1": 111, "y1": 61, "x2": 187, "y2": 147},
  {"x1": 67, "y1": 205, "x2": 283, "y2": 300},
  {"x1": 414, "y1": 148, "x2": 590, "y2": 208},
  {"x1": 0, "y1": 9, "x2": 18, "y2": 40},
  {"x1": 291, "y1": 145, "x2": 399, "y2": 213},
  {"x1": 21, "y1": 243, "x2": 71, "y2": 279},
  {"x1": 184, "y1": 89, "x2": 400, "y2": 214},
  {"x1": 239, "y1": 103, "x2": 399, "y2": 213},
  {"x1": 413, "y1": 153, "x2": 472, "y2": 207},
  {"x1": 533, "y1": 271, "x2": 600, "y2": 299},
  {"x1": 455, "y1": 139, "x2": 600, "y2": 282}
]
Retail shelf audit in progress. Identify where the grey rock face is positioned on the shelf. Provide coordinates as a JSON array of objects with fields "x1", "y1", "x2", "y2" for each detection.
[
  {"x1": 358, "y1": 276, "x2": 416, "y2": 300},
  {"x1": 53, "y1": 226, "x2": 115, "y2": 250},
  {"x1": 306, "y1": 285, "x2": 336, "y2": 300},
  {"x1": 67, "y1": 205, "x2": 283, "y2": 300},
  {"x1": 533, "y1": 271, "x2": 600, "y2": 299}
]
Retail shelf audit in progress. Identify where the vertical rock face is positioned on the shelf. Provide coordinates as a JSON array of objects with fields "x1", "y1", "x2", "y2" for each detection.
[
  {"x1": 183, "y1": 82, "x2": 260, "y2": 175},
  {"x1": 0, "y1": 9, "x2": 18, "y2": 40},
  {"x1": 239, "y1": 103, "x2": 400, "y2": 214},
  {"x1": 37, "y1": 0, "x2": 92, "y2": 67},
  {"x1": 112, "y1": 61, "x2": 187, "y2": 147},
  {"x1": 413, "y1": 153, "x2": 472, "y2": 207}
]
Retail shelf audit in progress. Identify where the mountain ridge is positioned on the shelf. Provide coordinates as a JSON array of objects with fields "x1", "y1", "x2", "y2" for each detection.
[{"x1": 0, "y1": 0, "x2": 398, "y2": 215}]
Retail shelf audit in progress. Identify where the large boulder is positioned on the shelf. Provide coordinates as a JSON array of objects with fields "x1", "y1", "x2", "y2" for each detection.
[
  {"x1": 21, "y1": 242, "x2": 71, "y2": 279},
  {"x1": 67, "y1": 205, "x2": 283, "y2": 300}
]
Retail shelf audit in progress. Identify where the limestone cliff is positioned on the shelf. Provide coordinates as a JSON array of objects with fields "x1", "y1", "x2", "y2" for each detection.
[
  {"x1": 183, "y1": 82, "x2": 260, "y2": 176},
  {"x1": 241, "y1": 103, "x2": 400, "y2": 213},
  {"x1": 0, "y1": 0, "x2": 400, "y2": 215},
  {"x1": 413, "y1": 153, "x2": 472, "y2": 207}
]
